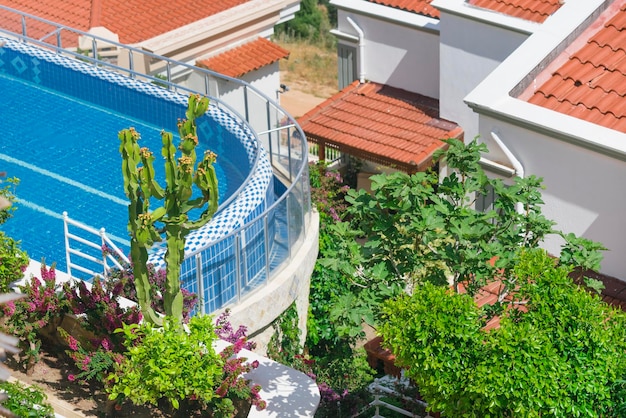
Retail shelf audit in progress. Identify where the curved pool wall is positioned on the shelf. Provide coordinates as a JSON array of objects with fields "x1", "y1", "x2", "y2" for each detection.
[
  {"x1": 0, "y1": 4, "x2": 315, "y2": 329},
  {"x1": 0, "y1": 38, "x2": 277, "y2": 312}
]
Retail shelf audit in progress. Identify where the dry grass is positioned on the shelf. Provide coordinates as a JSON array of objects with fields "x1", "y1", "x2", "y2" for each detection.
[{"x1": 275, "y1": 34, "x2": 338, "y2": 98}]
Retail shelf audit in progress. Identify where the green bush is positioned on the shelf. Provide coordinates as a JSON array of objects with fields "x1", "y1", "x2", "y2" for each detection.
[
  {"x1": 107, "y1": 315, "x2": 224, "y2": 413},
  {"x1": 381, "y1": 249, "x2": 626, "y2": 417},
  {"x1": 0, "y1": 232, "x2": 28, "y2": 292},
  {"x1": 0, "y1": 380, "x2": 55, "y2": 418}
]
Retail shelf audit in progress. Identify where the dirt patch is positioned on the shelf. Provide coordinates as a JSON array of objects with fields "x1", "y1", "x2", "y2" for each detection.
[
  {"x1": 279, "y1": 71, "x2": 337, "y2": 118},
  {"x1": 7, "y1": 348, "x2": 165, "y2": 418}
]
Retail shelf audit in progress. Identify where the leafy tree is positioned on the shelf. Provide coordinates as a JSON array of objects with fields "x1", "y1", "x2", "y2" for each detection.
[
  {"x1": 321, "y1": 138, "x2": 605, "y2": 339},
  {"x1": 276, "y1": 0, "x2": 326, "y2": 40},
  {"x1": 381, "y1": 249, "x2": 626, "y2": 417}
]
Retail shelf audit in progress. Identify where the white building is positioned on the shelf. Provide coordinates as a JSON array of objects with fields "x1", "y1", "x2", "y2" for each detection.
[{"x1": 301, "y1": 0, "x2": 626, "y2": 288}]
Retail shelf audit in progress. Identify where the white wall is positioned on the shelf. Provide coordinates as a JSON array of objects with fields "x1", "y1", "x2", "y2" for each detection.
[
  {"x1": 463, "y1": 0, "x2": 625, "y2": 279},
  {"x1": 477, "y1": 116, "x2": 626, "y2": 281},
  {"x1": 436, "y1": 1, "x2": 533, "y2": 140},
  {"x1": 335, "y1": 6, "x2": 440, "y2": 98}
]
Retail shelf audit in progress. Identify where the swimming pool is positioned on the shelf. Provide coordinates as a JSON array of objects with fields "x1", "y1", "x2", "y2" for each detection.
[{"x1": 0, "y1": 38, "x2": 275, "y2": 309}]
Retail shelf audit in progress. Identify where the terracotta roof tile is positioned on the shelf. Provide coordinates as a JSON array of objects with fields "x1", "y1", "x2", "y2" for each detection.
[
  {"x1": 366, "y1": 0, "x2": 440, "y2": 18},
  {"x1": 196, "y1": 38, "x2": 289, "y2": 78},
  {"x1": 526, "y1": 1, "x2": 626, "y2": 133},
  {"x1": 0, "y1": 0, "x2": 249, "y2": 45},
  {"x1": 298, "y1": 81, "x2": 462, "y2": 173},
  {"x1": 468, "y1": 0, "x2": 562, "y2": 23}
]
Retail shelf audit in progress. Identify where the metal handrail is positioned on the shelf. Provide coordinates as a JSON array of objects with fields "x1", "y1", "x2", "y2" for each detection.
[
  {"x1": 63, "y1": 211, "x2": 130, "y2": 279},
  {"x1": 1, "y1": 5, "x2": 312, "y2": 311}
]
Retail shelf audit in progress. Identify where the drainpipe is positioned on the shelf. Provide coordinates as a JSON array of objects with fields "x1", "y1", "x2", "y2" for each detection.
[
  {"x1": 490, "y1": 131, "x2": 524, "y2": 214},
  {"x1": 346, "y1": 16, "x2": 365, "y2": 83}
]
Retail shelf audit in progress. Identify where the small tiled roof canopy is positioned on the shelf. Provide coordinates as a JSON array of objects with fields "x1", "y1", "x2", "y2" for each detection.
[
  {"x1": 298, "y1": 81, "x2": 463, "y2": 174},
  {"x1": 468, "y1": 0, "x2": 563, "y2": 23},
  {"x1": 197, "y1": 38, "x2": 290, "y2": 78},
  {"x1": 525, "y1": 0, "x2": 626, "y2": 132}
]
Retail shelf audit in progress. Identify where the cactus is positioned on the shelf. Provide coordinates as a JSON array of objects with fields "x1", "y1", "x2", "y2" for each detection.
[{"x1": 119, "y1": 94, "x2": 218, "y2": 324}]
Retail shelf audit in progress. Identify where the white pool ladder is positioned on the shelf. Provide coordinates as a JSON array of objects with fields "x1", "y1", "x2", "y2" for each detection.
[{"x1": 62, "y1": 211, "x2": 129, "y2": 280}]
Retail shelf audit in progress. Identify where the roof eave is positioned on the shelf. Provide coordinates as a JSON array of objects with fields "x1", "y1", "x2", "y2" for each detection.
[{"x1": 139, "y1": 0, "x2": 288, "y2": 57}]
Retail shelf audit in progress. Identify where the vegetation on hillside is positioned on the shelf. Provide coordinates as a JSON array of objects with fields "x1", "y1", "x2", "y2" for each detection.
[{"x1": 274, "y1": 0, "x2": 338, "y2": 96}]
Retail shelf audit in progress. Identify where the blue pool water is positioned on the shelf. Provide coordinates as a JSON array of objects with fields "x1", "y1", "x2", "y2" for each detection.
[{"x1": 0, "y1": 54, "x2": 249, "y2": 272}]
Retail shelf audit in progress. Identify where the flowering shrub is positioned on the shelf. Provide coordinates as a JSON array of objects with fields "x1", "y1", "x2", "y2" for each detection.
[
  {"x1": 57, "y1": 286, "x2": 130, "y2": 386},
  {"x1": 309, "y1": 161, "x2": 349, "y2": 226},
  {"x1": 58, "y1": 326, "x2": 122, "y2": 385},
  {"x1": 103, "y1": 247, "x2": 198, "y2": 321},
  {"x1": 214, "y1": 309, "x2": 256, "y2": 350},
  {"x1": 0, "y1": 262, "x2": 67, "y2": 372},
  {"x1": 62, "y1": 276, "x2": 142, "y2": 349}
]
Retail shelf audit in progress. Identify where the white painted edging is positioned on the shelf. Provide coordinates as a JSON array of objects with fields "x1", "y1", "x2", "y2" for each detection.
[{"x1": 215, "y1": 339, "x2": 320, "y2": 417}]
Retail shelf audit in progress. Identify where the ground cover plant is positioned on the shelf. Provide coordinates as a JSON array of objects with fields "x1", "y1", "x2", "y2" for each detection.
[{"x1": 0, "y1": 380, "x2": 55, "y2": 418}]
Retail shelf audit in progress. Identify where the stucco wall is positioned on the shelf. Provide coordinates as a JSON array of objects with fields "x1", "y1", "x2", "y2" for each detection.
[
  {"x1": 477, "y1": 117, "x2": 626, "y2": 282},
  {"x1": 438, "y1": 8, "x2": 531, "y2": 139},
  {"x1": 335, "y1": 8, "x2": 440, "y2": 98}
]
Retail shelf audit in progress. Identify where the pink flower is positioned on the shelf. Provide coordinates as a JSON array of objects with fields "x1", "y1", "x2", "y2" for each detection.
[
  {"x1": 82, "y1": 356, "x2": 91, "y2": 370},
  {"x1": 67, "y1": 336, "x2": 79, "y2": 351},
  {"x1": 100, "y1": 338, "x2": 112, "y2": 351},
  {"x1": 67, "y1": 374, "x2": 76, "y2": 382},
  {"x1": 3, "y1": 301, "x2": 15, "y2": 316},
  {"x1": 251, "y1": 360, "x2": 260, "y2": 369}
]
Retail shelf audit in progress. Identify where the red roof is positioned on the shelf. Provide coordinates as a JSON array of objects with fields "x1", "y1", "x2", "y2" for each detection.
[
  {"x1": 468, "y1": 0, "x2": 563, "y2": 23},
  {"x1": 366, "y1": 0, "x2": 440, "y2": 18},
  {"x1": 0, "y1": 0, "x2": 249, "y2": 45},
  {"x1": 298, "y1": 81, "x2": 463, "y2": 173},
  {"x1": 197, "y1": 38, "x2": 289, "y2": 78},
  {"x1": 525, "y1": 1, "x2": 626, "y2": 132}
]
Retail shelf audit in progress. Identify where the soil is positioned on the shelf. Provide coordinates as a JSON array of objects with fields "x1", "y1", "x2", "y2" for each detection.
[
  {"x1": 278, "y1": 72, "x2": 336, "y2": 118},
  {"x1": 6, "y1": 346, "x2": 164, "y2": 418}
]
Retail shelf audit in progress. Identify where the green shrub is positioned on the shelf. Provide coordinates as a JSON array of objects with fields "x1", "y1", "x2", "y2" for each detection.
[
  {"x1": 0, "y1": 232, "x2": 28, "y2": 292},
  {"x1": 381, "y1": 249, "x2": 626, "y2": 417},
  {"x1": 0, "y1": 380, "x2": 55, "y2": 418},
  {"x1": 107, "y1": 315, "x2": 223, "y2": 412}
]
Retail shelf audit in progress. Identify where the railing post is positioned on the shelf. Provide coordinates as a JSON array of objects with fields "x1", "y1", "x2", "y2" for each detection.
[
  {"x1": 20, "y1": 16, "x2": 28, "y2": 40},
  {"x1": 266, "y1": 101, "x2": 274, "y2": 167},
  {"x1": 195, "y1": 253, "x2": 204, "y2": 314},
  {"x1": 166, "y1": 62, "x2": 172, "y2": 89},
  {"x1": 63, "y1": 211, "x2": 72, "y2": 278},
  {"x1": 287, "y1": 130, "x2": 294, "y2": 181},
  {"x1": 128, "y1": 49, "x2": 134, "y2": 77},
  {"x1": 286, "y1": 194, "x2": 292, "y2": 259},
  {"x1": 243, "y1": 86, "x2": 250, "y2": 123},
  {"x1": 235, "y1": 233, "x2": 242, "y2": 303},
  {"x1": 99, "y1": 228, "x2": 107, "y2": 277},
  {"x1": 92, "y1": 39, "x2": 97, "y2": 61},
  {"x1": 264, "y1": 215, "x2": 270, "y2": 282}
]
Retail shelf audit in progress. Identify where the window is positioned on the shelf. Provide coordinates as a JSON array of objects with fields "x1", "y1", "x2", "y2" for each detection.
[{"x1": 338, "y1": 43, "x2": 357, "y2": 90}]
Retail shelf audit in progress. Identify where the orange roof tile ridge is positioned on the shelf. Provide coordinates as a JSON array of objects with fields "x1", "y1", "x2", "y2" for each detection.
[{"x1": 90, "y1": 0, "x2": 102, "y2": 28}]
